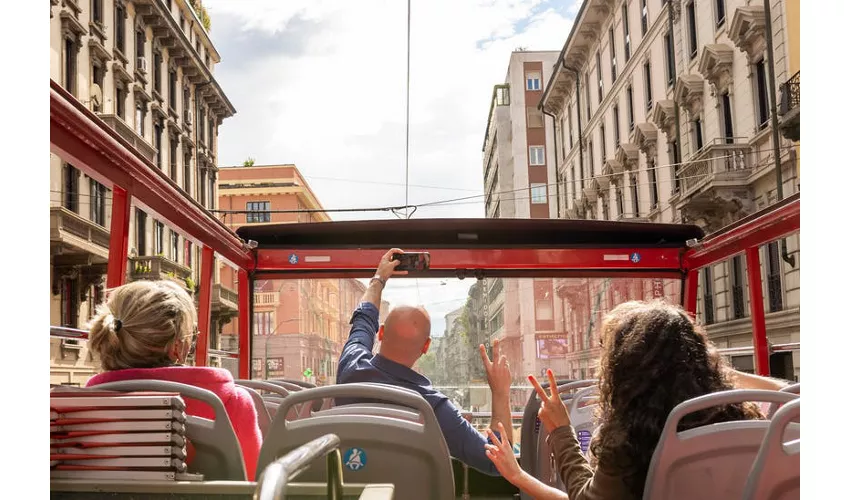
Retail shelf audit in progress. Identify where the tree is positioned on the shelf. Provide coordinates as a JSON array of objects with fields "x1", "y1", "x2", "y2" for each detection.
[{"x1": 416, "y1": 351, "x2": 438, "y2": 380}]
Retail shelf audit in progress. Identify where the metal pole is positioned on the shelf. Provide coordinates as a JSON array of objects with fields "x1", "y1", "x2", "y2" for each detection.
[{"x1": 745, "y1": 247, "x2": 770, "y2": 376}]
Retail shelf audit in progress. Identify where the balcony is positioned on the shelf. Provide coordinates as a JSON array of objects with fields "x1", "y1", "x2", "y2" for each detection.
[
  {"x1": 675, "y1": 138, "x2": 754, "y2": 232},
  {"x1": 778, "y1": 71, "x2": 800, "y2": 142},
  {"x1": 254, "y1": 292, "x2": 279, "y2": 308},
  {"x1": 129, "y1": 255, "x2": 192, "y2": 289},
  {"x1": 50, "y1": 206, "x2": 110, "y2": 262},
  {"x1": 99, "y1": 114, "x2": 157, "y2": 163},
  {"x1": 212, "y1": 283, "x2": 239, "y2": 316}
]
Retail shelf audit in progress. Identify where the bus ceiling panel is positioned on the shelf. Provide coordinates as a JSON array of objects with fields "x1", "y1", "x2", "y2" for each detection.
[
  {"x1": 684, "y1": 194, "x2": 800, "y2": 270},
  {"x1": 251, "y1": 269, "x2": 685, "y2": 281},
  {"x1": 237, "y1": 218, "x2": 704, "y2": 249},
  {"x1": 49, "y1": 81, "x2": 253, "y2": 271},
  {"x1": 254, "y1": 248, "x2": 684, "y2": 273}
]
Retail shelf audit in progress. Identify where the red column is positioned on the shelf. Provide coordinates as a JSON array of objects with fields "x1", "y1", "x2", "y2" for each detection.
[
  {"x1": 196, "y1": 245, "x2": 215, "y2": 367},
  {"x1": 106, "y1": 186, "x2": 131, "y2": 289},
  {"x1": 684, "y1": 269, "x2": 699, "y2": 316},
  {"x1": 745, "y1": 247, "x2": 770, "y2": 376},
  {"x1": 238, "y1": 269, "x2": 251, "y2": 379}
]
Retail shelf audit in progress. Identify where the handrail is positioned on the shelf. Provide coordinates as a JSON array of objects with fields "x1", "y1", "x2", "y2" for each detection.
[
  {"x1": 50, "y1": 326, "x2": 89, "y2": 339},
  {"x1": 254, "y1": 433, "x2": 344, "y2": 500},
  {"x1": 716, "y1": 342, "x2": 800, "y2": 357}
]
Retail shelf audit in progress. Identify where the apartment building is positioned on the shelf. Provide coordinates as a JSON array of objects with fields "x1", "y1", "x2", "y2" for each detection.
[
  {"x1": 539, "y1": 0, "x2": 800, "y2": 379},
  {"x1": 217, "y1": 164, "x2": 389, "y2": 384},
  {"x1": 49, "y1": 0, "x2": 235, "y2": 385}
]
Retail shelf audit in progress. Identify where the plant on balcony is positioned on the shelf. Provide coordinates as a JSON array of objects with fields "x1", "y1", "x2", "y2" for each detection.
[
  {"x1": 243, "y1": 157, "x2": 255, "y2": 167},
  {"x1": 189, "y1": 0, "x2": 212, "y2": 32},
  {"x1": 185, "y1": 276, "x2": 196, "y2": 291}
]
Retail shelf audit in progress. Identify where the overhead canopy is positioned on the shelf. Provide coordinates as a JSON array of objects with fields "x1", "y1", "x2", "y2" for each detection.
[{"x1": 237, "y1": 218, "x2": 705, "y2": 250}]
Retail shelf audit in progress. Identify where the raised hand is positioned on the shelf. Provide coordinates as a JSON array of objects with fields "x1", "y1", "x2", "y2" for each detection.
[
  {"x1": 485, "y1": 422, "x2": 523, "y2": 483},
  {"x1": 376, "y1": 248, "x2": 407, "y2": 281},
  {"x1": 529, "y1": 369, "x2": 571, "y2": 434},
  {"x1": 480, "y1": 339, "x2": 511, "y2": 398}
]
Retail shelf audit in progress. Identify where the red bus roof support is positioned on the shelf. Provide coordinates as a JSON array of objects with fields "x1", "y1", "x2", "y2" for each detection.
[
  {"x1": 106, "y1": 186, "x2": 131, "y2": 288},
  {"x1": 745, "y1": 247, "x2": 770, "y2": 376},
  {"x1": 237, "y1": 269, "x2": 251, "y2": 380},
  {"x1": 684, "y1": 269, "x2": 699, "y2": 316},
  {"x1": 196, "y1": 246, "x2": 215, "y2": 367}
]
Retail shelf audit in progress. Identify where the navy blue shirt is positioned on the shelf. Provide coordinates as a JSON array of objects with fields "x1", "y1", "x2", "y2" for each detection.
[{"x1": 336, "y1": 302, "x2": 501, "y2": 476}]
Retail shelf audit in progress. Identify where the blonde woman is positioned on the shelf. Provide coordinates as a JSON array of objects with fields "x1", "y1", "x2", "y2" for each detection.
[{"x1": 85, "y1": 280, "x2": 262, "y2": 480}]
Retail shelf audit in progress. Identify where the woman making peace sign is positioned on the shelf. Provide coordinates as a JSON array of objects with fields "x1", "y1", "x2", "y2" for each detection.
[{"x1": 484, "y1": 301, "x2": 770, "y2": 500}]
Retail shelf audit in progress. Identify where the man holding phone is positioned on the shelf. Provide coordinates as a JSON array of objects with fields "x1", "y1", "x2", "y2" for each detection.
[{"x1": 336, "y1": 248, "x2": 515, "y2": 476}]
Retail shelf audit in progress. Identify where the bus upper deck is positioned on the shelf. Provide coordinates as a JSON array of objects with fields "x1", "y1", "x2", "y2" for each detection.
[{"x1": 50, "y1": 79, "x2": 801, "y2": 499}]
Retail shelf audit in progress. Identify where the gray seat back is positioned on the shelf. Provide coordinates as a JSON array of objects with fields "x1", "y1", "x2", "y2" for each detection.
[
  {"x1": 89, "y1": 379, "x2": 246, "y2": 481},
  {"x1": 519, "y1": 379, "x2": 596, "y2": 500},
  {"x1": 240, "y1": 385, "x2": 272, "y2": 438},
  {"x1": 315, "y1": 403, "x2": 423, "y2": 423},
  {"x1": 569, "y1": 386, "x2": 600, "y2": 455},
  {"x1": 742, "y1": 399, "x2": 801, "y2": 500},
  {"x1": 767, "y1": 384, "x2": 800, "y2": 418},
  {"x1": 258, "y1": 383, "x2": 454, "y2": 500},
  {"x1": 643, "y1": 389, "x2": 799, "y2": 500},
  {"x1": 235, "y1": 380, "x2": 304, "y2": 421}
]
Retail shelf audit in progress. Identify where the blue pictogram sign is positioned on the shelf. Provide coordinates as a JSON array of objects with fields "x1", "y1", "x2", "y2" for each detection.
[{"x1": 343, "y1": 447, "x2": 367, "y2": 471}]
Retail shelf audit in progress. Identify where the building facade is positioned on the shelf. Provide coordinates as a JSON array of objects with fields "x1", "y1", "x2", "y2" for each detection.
[
  {"x1": 50, "y1": 0, "x2": 235, "y2": 385},
  {"x1": 540, "y1": 0, "x2": 800, "y2": 379},
  {"x1": 217, "y1": 164, "x2": 389, "y2": 384}
]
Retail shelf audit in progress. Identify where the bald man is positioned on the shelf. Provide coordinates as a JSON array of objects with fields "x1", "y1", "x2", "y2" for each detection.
[{"x1": 336, "y1": 249, "x2": 515, "y2": 476}]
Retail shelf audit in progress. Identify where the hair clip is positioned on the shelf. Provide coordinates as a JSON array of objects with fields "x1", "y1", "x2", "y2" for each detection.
[{"x1": 113, "y1": 318, "x2": 123, "y2": 332}]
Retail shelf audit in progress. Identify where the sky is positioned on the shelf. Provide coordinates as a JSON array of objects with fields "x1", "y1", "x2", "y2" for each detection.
[{"x1": 203, "y1": 0, "x2": 580, "y2": 335}]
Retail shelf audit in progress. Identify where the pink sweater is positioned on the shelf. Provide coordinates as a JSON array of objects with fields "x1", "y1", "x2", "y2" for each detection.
[{"x1": 86, "y1": 366, "x2": 262, "y2": 480}]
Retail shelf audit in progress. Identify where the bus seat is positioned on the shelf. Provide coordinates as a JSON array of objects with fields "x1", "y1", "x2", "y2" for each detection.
[
  {"x1": 257, "y1": 382, "x2": 454, "y2": 500},
  {"x1": 742, "y1": 399, "x2": 800, "y2": 500},
  {"x1": 240, "y1": 385, "x2": 272, "y2": 438},
  {"x1": 766, "y1": 383, "x2": 800, "y2": 419},
  {"x1": 235, "y1": 380, "x2": 301, "y2": 421},
  {"x1": 314, "y1": 403, "x2": 423, "y2": 423},
  {"x1": 519, "y1": 379, "x2": 596, "y2": 500},
  {"x1": 642, "y1": 389, "x2": 799, "y2": 500},
  {"x1": 780, "y1": 383, "x2": 800, "y2": 394},
  {"x1": 569, "y1": 386, "x2": 600, "y2": 455},
  {"x1": 89, "y1": 380, "x2": 247, "y2": 481}
]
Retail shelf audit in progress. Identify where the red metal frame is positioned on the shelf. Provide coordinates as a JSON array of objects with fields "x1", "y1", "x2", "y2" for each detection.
[
  {"x1": 237, "y1": 269, "x2": 251, "y2": 379},
  {"x1": 195, "y1": 246, "x2": 215, "y2": 367},
  {"x1": 106, "y1": 186, "x2": 131, "y2": 288},
  {"x1": 745, "y1": 247, "x2": 770, "y2": 375}
]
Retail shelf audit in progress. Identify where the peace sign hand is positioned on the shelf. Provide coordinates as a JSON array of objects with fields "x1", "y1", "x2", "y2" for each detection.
[
  {"x1": 529, "y1": 369, "x2": 571, "y2": 434},
  {"x1": 480, "y1": 339, "x2": 512, "y2": 398}
]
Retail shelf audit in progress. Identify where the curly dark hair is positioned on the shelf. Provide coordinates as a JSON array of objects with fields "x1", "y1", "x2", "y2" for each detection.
[{"x1": 589, "y1": 300, "x2": 763, "y2": 498}]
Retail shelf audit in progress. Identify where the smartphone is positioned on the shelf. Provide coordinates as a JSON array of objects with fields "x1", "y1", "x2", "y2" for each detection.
[{"x1": 391, "y1": 252, "x2": 431, "y2": 272}]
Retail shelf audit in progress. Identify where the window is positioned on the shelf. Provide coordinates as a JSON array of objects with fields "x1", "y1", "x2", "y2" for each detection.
[
  {"x1": 529, "y1": 146, "x2": 545, "y2": 166},
  {"x1": 526, "y1": 72, "x2": 541, "y2": 91},
  {"x1": 588, "y1": 140, "x2": 595, "y2": 176},
  {"x1": 600, "y1": 125, "x2": 607, "y2": 160},
  {"x1": 208, "y1": 172, "x2": 215, "y2": 209},
  {"x1": 643, "y1": 61, "x2": 653, "y2": 110},
  {"x1": 702, "y1": 267, "x2": 715, "y2": 324},
  {"x1": 169, "y1": 69, "x2": 178, "y2": 110},
  {"x1": 199, "y1": 107, "x2": 206, "y2": 144},
  {"x1": 559, "y1": 118, "x2": 566, "y2": 159},
  {"x1": 530, "y1": 184, "x2": 547, "y2": 204},
  {"x1": 602, "y1": 198, "x2": 610, "y2": 220},
  {"x1": 183, "y1": 85, "x2": 191, "y2": 119},
  {"x1": 135, "y1": 27, "x2": 145, "y2": 68},
  {"x1": 253, "y1": 311, "x2": 273, "y2": 335},
  {"x1": 136, "y1": 209, "x2": 147, "y2": 255},
  {"x1": 570, "y1": 163, "x2": 577, "y2": 201},
  {"x1": 640, "y1": 0, "x2": 648, "y2": 35},
  {"x1": 183, "y1": 151, "x2": 192, "y2": 193},
  {"x1": 199, "y1": 169, "x2": 207, "y2": 206},
  {"x1": 630, "y1": 174, "x2": 640, "y2": 216},
  {"x1": 205, "y1": 54, "x2": 211, "y2": 68},
  {"x1": 567, "y1": 103, "x2": 574, "y2": 147},
  {"x1": 754, "y1": 59, "x2": 770, "y2": 129},
  {"x1": 596, "y1": 51, "x2": 604, "y2": 102},
  {"x1": 154, "y1": 118, "x2": 163, "y2": 169},
  {"x1": 92, "y1": 0, "x2": 103, "y2": 24},
  {"x1": 720, "y1": 91, "x2": 734, "y2": 142},
  {"x1": 767, "y1": 241, "x2": 784, "y2": 312},
  {"x1": 208, "y1": 118, "x2": 215, "y2": 151},
  {"x1": 609, "y1": 28, "x2": 617, "y2": 82},
  {"x1": 613, "y1": 105, "x2": 621, "y2": 146},
  {"x1": 154, "y1": 221, "x2": 164, "y2": 255},
  {"x1": 115, "y1": 3, "x2": 126, "y2": 54},
  {"x1": 527, "y1": 107, "x2": 544, "y2": 128},
  {"x1": 671, "y1": 139, "x2": 681, "y2": 192},
  {"x1": 623, "y1": 3, "x2": 631, "y2": 61},
  {"x1": 135, "y1": 102, "x2": 145, "y2": 136},
  {"x1": 579, "y1": 153, "x2": 585, "y2": 189},
  {"x1": 648, "y1": 164, "x2": 659, "y2": 209},
  {"x1": 153, "y1": 50, "x2": 162, "y2": 93},
  {"x1": 616, "y1": 185, "x2": 625, "y2": 217},
  {"x1": 664, "y1": 32, "x2": 675, "y2": 87},
  {"x1": 535, "y1": 299, "x2": 554, "y2": 321},
  {"x1": 170, "y1": 136, "x2": 179, "y2": 181},
  {"x1": 246, "y1": 201, "x2": 271, "y2": 223},
  {"x1": 60, "y1": 277, "x2": 80, "y2": 327},
  {"x1": 63, "y1": 37, "x2": 77, "y2": 95},
  {"x1": 715, "y1": 0, "x2": 726, "y2": 27},
  {"x1": 116, "y1": 83, "x2": 126, "y2": 119},
  {"x1": 585, "y1": 73, "x2": 592, "y2": 120},
  {"x1": 730, "y1": 255, "x2": 747, "y2": 319},
  {"x1": 170, "y1": 230, "x2": 179, "y2": 262},
  {"x1": 185, "y1": 240, "x2": 193, "y2": 268},
  {"x1": 687, "y1": 2, "x2": 698, "y2": 60},
  {"x1": 63, "y1": 164, "x2": 80, "y2": 213},
  {"x1": 693, "y1": 117, "x2": 704, "y2": 150},
  {"x1": 91, "y1": 63, "x2": 104, "y2": 112},
  {"x1": 626, "y1": 86, "x2": 635, "y2": 130},
  {"x1": 90, "y1": 179, "x2": 106, "y2": 226}
]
